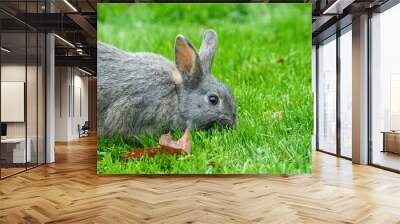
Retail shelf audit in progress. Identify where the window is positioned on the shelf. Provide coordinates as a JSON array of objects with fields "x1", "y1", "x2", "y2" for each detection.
[
  {"x1": 339, "y1": 27, "x2": 352, "y2": 158},
  {"x1": 370, "y1": 3, "x2": 400, "y2": 171},
  {"x1": 317, "y1": 35, "x2": 337, "y2": 154}
]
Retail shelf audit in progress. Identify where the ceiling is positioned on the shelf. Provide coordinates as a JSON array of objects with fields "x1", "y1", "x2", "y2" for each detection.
[
  {"x1": 3, "y1": 0, "x2": 393, "y2": 72},
  {"x1": 312, "y1": 0, "x2": 391, "y2": 43},
  {"x1": 0, "y1": 0, "x2": 97, "y2": 74}
]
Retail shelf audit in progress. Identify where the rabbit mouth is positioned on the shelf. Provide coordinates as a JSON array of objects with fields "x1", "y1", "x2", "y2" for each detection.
[
  {"x1": 200, "y1": 118, "x2": 234, "y2": 130},
  {"x1": 217, "y1": 119, "x2": 234, "y2": 128}
]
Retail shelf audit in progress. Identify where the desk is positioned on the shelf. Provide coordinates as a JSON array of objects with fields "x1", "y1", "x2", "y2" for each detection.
[
  {"x1": 1, "y1": 138, "x2": 31, "y2": 163},
  {"x1": 382, "y1": 131, "x2": 400, "y2": 154}
]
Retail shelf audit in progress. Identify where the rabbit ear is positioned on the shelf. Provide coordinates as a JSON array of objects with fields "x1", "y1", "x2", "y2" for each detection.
[
  {"x1": 175, "y1": 35, "x2": 203, "y2": 87},
  {"x1": 199, "y1": 30, "x2": 217, "y2": 74}
]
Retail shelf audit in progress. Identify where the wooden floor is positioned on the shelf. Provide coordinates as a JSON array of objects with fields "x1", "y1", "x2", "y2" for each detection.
[
  {"x1": 1, "y1": 136, "x2": 400, "y2": 223},
  {"x1": 372, "y1": 150, "x2": 400, "y2": 171},
  {"x1": 1, "y1": 167, "x2": 26, "y2": 178}
]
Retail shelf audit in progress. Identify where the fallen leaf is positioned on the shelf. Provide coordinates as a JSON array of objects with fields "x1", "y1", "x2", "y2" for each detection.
[
  {"x1": 121, "y1": 147, "x2": 161, "y2": 159},
  {"x1": 122, "y1": 128, "x2": 191, "y2": 160},
  {"x1": 159, "y1": 128, "x2": 191, "y2": 154}
]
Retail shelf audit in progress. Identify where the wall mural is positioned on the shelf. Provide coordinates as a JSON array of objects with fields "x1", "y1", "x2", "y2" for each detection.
[{"x1": 96, "y1": 3, "x2": 312, "y2": 174}]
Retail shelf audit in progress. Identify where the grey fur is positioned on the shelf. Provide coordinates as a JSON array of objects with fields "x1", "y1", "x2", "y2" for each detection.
[{"x1": 98, "y1": 30, "x2": 236, "y2": 138}]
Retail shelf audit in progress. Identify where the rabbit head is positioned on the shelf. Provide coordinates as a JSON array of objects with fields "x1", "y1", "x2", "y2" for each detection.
[{"x1": 172, "y1": 30, "x2": 236, "y2": 130}]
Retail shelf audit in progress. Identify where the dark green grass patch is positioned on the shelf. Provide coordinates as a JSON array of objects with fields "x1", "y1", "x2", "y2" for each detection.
[{"x1": 97, "y1": 3, "x2": 312, "y2": 174}]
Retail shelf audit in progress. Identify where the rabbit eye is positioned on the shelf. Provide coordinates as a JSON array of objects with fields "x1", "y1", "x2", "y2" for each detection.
[{"x1": 208, "y1": 94, "x2": 219, "y2": 105}]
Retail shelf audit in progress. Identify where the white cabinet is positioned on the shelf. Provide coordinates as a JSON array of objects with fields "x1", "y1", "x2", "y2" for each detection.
[{"x1": 1, "y1": 138, "x2": 32, "y2": 163}]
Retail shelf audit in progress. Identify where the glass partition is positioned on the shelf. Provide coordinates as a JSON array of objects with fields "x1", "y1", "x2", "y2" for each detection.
[
  {"x1": 27, "y1": 31, "x2": 38, "y2": 169},
  {"x1": 0, "y1": 2, "x2": 46, "y2": 179},
  {"x1": 38, "y1": 32, "x2": 45, "y2": 165},
  {"x1": 317, "y1": 35, "x2": 337, "y2": 154},
  {"x1": 1, "y1": 31, "x2": 27, "y2": 177},
  {"x1": 371, "y1": 3, "x2": 400, "y2": 171}
]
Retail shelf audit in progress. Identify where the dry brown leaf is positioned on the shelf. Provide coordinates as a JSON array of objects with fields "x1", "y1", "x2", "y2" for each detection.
[
  {"x1": 159, "y1": 128, "x2": 191, "y2": 154},
  {"x1": 121, "y1": 147, "x2": 161, "y2": 159},
  {"x1": 122, "y1": 128, "x2": 191, "y2": 160}
]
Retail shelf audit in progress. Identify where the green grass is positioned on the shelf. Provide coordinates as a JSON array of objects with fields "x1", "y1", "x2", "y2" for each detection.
[{"x1": 97, "y1": 3, "x2": 313, "y2": 174}]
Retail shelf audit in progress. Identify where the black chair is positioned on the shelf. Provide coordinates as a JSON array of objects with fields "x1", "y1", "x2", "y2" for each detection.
[{"x1": 79, "y1": 121, "x2": 90, "y2": 138}]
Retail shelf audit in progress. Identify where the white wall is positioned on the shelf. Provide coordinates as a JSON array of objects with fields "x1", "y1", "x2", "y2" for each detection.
[
  {"x1": 55, "y1": 67, "x2": 69, "y2": 141},
  {"x1": 1, "y1": 63, "x2": 46, "y2": 164},
  {"x1": 1, "y1": 65, "x2": 26, "y2": 140},
  {"x1": 1, "y1": 82, "x2": 25, "y2": 122},
  {"x1": 55, "y1": 67, "x2": 89, "y2": 141},
  {"x1": 1, "y1": 65, "x2": 37, "y2": 138}
]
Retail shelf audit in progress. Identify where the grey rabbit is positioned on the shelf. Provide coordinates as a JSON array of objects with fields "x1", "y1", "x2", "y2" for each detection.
[{"x1": 97, "y1": 30, "x2": 236, "y2": 137}]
